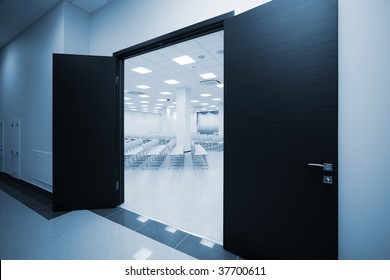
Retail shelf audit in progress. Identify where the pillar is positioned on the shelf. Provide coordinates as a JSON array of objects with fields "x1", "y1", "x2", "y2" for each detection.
[
  {"x1": 218, "y1": 102, "x2": 224, "y2": 136},
  {"x1": 176, "y1": 87, "x2": 191, "y2": 151}
]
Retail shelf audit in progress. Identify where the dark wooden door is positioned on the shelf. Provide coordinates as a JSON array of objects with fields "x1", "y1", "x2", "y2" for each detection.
[
  {"x1": 53, "y1": 54, "x2": 119, "y2": 211},
  {"x1": 224, "y1": 0, "x2": 338, "y2": 259}
]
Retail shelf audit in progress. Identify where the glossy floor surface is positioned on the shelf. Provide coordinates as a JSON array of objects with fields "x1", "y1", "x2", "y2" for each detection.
[
  {"x1": 122, "y1": 151, "x2": 223, "y2": 244},
  {"x1": 0, "y1": 175, "x2": 238, "y2": 260}
]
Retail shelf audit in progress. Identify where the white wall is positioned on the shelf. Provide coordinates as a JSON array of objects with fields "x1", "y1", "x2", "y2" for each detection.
[
  {"x1": 124, "y1": 110, "x2": 161, "y2": 136},
  {"x1": 0, "y1": 1, "x2": 90, "y2": 191},
  {"x1": 0, "y1": 2, "x2": 64, "y2": 191},
  {"x1": 90, "y1": 0, "x2": 271, "y2": 56},
  {"x1": 64, "y1": 2, "x2": 90, "y2": 54},
  {"x1": 339, "y1": 0, "x2": 390, "y2": 259}
]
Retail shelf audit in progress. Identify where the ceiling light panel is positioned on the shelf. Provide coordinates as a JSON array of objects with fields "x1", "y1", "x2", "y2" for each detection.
[
  {"x1": 212, "y1": 98, "x2": 221, "y2": 101},
  {"x1": 136, "y1": 85, "x2": 151, "y2": 89},
  {"x1": 200, "y1": 93, "x2": 212, "y2": 97},
  {"x1": 172, "y1": 55, "x2": 196, "y2": 65},
  {"x1": 160, "y1": 92, "x2": 173, "y2": 95},
  {"x1": 164, "y1": 79, "x2": 180, "y2": 85},
  {"x1": 131, "y1": 67, "x2": 152, "y2": 74},
  {"x1": 199, "y1": 72, "x2": 217, "y2": 79}
]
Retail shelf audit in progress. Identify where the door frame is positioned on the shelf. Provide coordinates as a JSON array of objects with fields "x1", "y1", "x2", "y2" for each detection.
[{"x1": 113, "y1": 12, "x2": 234, "y2": 205}]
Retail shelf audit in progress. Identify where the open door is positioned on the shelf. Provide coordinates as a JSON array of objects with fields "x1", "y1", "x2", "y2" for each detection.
[
  {"x1": 224, "y1": 0, "x2": 338, "y2": 259},
  {"x1": 53, "y1": 54, "x2": 119, "y2": 211}
]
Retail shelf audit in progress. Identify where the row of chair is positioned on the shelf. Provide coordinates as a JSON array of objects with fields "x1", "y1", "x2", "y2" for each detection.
[
  {"x1": 124, "y1": 137, "x2": 216, "y2": 169},
  {"x1": 124, "y1": 139, "x2": 159, "y2": 168},
  {"x1": 144, "y1": 139, "x2": 177, "y2": 168},
  {"x1": 191, "y1": 134, "x2": 224, "y2": 151},
  {"x1": 191, "y1": 140, "x2": 208, "y2": 169}
]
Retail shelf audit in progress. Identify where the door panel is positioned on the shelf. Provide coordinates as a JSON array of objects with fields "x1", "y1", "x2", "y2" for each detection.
[
  {"x1": 224, "y1": 0, "x2": 338, "y2": 259},
  {"x1": 53, "y1": 54, "x2": 118, "y2": 211},
  {"x1": 9, "y1": 119, "x2": 20, "y2": 179},
  {"x1": 0, "y1": 121, "x2": 3, "y2": 172}
]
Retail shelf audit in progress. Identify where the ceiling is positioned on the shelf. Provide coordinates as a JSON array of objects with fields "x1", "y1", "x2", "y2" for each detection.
[
  {"x1": 0, "y1": 0, "x2": 113, "y2": 49},
  {"x1": 125, "y1": 31, "x2": 224, "y2": 114}
]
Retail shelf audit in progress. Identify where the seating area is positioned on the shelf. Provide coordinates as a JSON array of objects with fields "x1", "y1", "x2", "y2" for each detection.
[
  {"x1": 124, "y1": 134, "x2": 220, "y2": 170},
  {"x1": 191, "y1": 134, "x2": 224, "y2": 151}
]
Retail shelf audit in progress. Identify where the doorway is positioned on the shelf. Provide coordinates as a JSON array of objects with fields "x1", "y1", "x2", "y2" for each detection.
[
  {"x1": 53, "y1": 0, "x2": 338, "y2": 259},
  {"x1": 122, "y1": 31, "x2": 224, "y2": 244}
]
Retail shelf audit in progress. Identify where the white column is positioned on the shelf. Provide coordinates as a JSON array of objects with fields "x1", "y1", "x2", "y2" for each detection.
[
  {"x1": 176, "y1": 87, "x2": 191, "y2": 151},
  {"x1": 161, "y1": 107, "x2": 170, "y2": 134},
  {"x1": 218, "y1": 103, "x2": 224, "y2": 136}
]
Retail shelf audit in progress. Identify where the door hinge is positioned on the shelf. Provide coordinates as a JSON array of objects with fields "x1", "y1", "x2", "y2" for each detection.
[
  {"x1": 115, "y1": 76, "x2": 119, "y2": 84},
  {"x1": 115, "y1": 180, "x2": 119, "y2": 190}
]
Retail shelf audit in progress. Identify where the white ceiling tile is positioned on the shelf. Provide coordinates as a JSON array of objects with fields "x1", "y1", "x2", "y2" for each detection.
[
  {"x1": 72, "y1": 0, "x2": 109, "y2": 13},
  {"x1": 23, "y1": 0, "x2": 61, "y2": 11},
  {"x1": 0, "y1": 21, "x2": 21, "y2": 37},
  {"x1": 0, "y1": 10, "x2": 32, "y2": 31},
  {"x1": 1, "y1": 0, "x2": 45, "y2": 21},
  {"x1": 197, "y1": 33, "x2": 224, "y2": 49},
  {"x1": 157, "y1": 46, "x2": 185, "y2": 60},
  {"x1": 175, "y1": 40, "x2": 204, "y2": 55}
]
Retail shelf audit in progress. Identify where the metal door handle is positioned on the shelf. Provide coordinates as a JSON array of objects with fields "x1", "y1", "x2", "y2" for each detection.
[{"x1": 308, "y1": 162, "x2": 333, "y2": 172}]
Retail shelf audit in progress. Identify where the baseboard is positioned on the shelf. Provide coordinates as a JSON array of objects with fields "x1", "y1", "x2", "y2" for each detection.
[{"x1": 0, "y1": 171, "x2": 52, "y2": 199}]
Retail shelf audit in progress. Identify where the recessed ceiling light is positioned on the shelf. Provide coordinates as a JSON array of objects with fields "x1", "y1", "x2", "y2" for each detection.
[
  {"x1": 155, "y1": 103, "x2": 164, "y2": 106},
  {"x1": 130, "y1": 109, "x2": 137, "y2": 111},
  {"x1": 217, "y1": 83, "x2": 224, "y2": 88},
  {"x1": 164, "y1": 79, "x2": 180, "y2": 85},
  {"x1": 172, "y1": 102, "x2": 177, "y2": 105},
  {"x1": 172, "y1": 55, "x2": 195, "y2": 65},
  {"x1": 140, "y1": 101, "x2": 149, "y2": 103},
  {"x1": 157, "y1": 98, "x2": 168, "y2": 102},
  {"x1": 191, "y1": 100, "x2": 200, "y2": 103},
  {"x1": 125, "y1": 102, "x2": 134, "y2": 105},
  {"x1": 160, "y1": 91, "x2": 173, "y2": 95},
  {"x1": 124, "y1": 97, "x2": 131, "y2": 100},
  {"x1": 200, "y1": 93, "x2": 211, "y2": 97},
  {"x1": 200, "y1": 73, "x2": 217, "y2": 79},
  {"x1": 136, "y1": 85, "x2": 151, "y2": 89},
  {"x1": 212, "y1": 98, "x2": 221, "y2": 101},
  {"x1": 201, "y1": 103, "x2": 209, "y2": 106},
  {"x1": 131, "y1": 67, "x2": 152, "y2": 74},
  {"x1": 139, "y1": 94, "x2": 150, "y2": 98},
  {"x1": 168, "y1": 105, "x2": 175, "y2": 108},
  {"x1": 210, "y1": 105, "x2": 217, "y2": 108},
  {"x1": 141, "y1": 105, "x2": 149, "y2": 107}
]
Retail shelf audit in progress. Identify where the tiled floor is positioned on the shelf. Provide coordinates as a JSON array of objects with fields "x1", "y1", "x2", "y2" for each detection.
[{"x1": 0, "y1": 175, "x2": 238, "y2": 260}]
